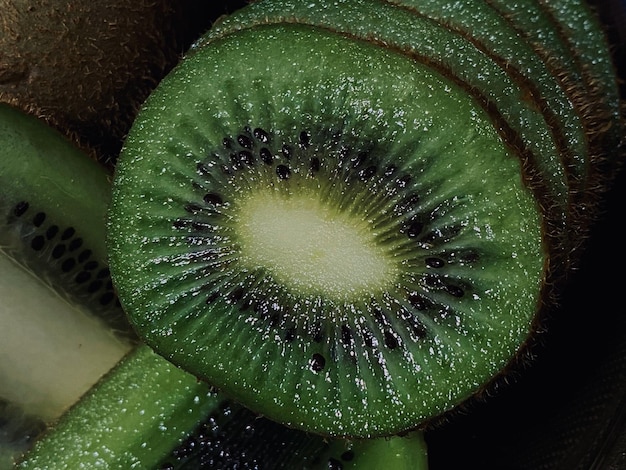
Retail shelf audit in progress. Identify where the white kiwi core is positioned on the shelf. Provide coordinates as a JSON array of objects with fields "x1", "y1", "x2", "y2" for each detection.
[
  {"x1": 237, "y1": 191, "x2": 397, "y2": 301},
  {"x1": 0, "y1": 254, "x2": 131, "y2": 421}
]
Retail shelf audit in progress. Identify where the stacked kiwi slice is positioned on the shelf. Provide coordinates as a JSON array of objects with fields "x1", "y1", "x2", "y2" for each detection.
[{"x1": 107, "y1": 0, "x2": 623, "y2": 442}]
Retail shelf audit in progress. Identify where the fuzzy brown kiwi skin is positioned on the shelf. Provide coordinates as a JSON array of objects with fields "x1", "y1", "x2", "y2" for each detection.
[{"x1": 0, "y1": 1, "x2": 247, "y2": 167}]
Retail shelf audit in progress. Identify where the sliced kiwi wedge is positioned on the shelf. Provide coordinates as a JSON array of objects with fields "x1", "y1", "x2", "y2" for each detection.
[
  {"x1": 0, "y1": 103, "x2": 133, "y2": 340},
  {"x1": 0, "y1": 103, "x2": 135, "y2": 465},
  {"x1": 109, "y1": 22, "x2": 550, "y2": 438},
  {"x1": 16, "y1": 345, "x2": 219, "y2": 469}
]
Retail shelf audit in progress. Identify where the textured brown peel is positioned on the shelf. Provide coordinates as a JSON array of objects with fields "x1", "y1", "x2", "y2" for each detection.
[{"x1": 0, "y1": 0, "x2": 197, "y2": 162}]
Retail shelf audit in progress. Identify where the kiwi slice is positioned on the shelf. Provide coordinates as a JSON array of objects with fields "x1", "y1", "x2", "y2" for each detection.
[
  {"x1": 16, "y1": 345, "x2": 219, "y2": 469},
  {"x1": 0, "y1": 103, "x2": 133, "y2": 340},
  {"x1": 0, "y1": 103, "x2": 134, "y2": 464},
  {"x1": 109, "y1": 23, "x2": 548, "y2": 438}
]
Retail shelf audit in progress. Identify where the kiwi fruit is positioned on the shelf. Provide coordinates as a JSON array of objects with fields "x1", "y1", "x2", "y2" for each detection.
[
  {"x1": 0, "y1": 0, "x2": 238, "y2": 163},
  {"x1": 16, "y1": 344, "x2": 220, "y2": 469},
  {"x1": 0, "y1": 102, "x2": 134, "y2": 465},
  {"x1": 109, "y1": 22, "x2": 544, "y2": 438},
  {"x1": 107, "y1": 0, "x2": 623, "y2": 442}
]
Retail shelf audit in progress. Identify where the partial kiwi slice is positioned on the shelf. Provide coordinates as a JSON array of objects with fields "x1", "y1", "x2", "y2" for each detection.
[
  {"x1": 0, "y1": 103, "x2": 133, "y2": 465},
  {"x1": 0, "y1": 103, "x2": 133, "y2": 340},
  {"x1": 109, "y1": 23, "x2": 547, "y2": 438},
  {"x1": 18, "y1": 343, "x2": 428, "y2": 469},
  {"x1": 16, "y1": 345, "x2": 219, "y2": 469},
  {"x1": 485, "y1": 0, "x2": 622, "y2": 168}
]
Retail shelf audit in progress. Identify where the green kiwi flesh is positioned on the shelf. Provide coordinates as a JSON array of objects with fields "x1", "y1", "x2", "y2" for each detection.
[
  {"x1": 0, "y1": 103, "x2": 132, "y2": 463},
  {"x1": 16, "y1": 345, "x2": 218, "y2": 469},
  {"x1": 109, "y1": 24, "x2": 546, "y2": 438}
]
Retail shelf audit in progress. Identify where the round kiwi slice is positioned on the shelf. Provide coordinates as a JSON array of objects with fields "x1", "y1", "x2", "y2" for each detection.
[{"x1": 109, "y1": 23, "x2": 547, "y2": 438}]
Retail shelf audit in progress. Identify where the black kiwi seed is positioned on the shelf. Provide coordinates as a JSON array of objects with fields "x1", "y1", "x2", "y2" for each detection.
[
  {"x1": 254, "y1": 127, "x2": 270, "y2": 143},
  {"x1": 61, "y1": 227, "x2": 75, "y2": 240},
  {"x1": 276, "y1": 164, "x2": 291, "y2": 179},
  {"x1": 203, "y1": 193, "x2": 223, "y2": 206},
  {"x1": 310, "y1": 354, "x2": 326, "y2": 372},
  {"x1": 260, "y1": 148, "x2": 274, "y2": 165},
  {"x1": 45, "y1": 225, "x2": 59, "y2": 240},
  {"x1": 32, "y1": 212, "x2": 46, "y2": 227},
  {"x1": 12, "y1": 201, "x2": 29, "y2": 217},
  {"x1": 237, "y1": 134, "x2": 253, "y2": 149}
]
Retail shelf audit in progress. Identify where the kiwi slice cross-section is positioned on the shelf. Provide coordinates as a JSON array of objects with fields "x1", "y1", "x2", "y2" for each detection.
[
  {"x1": 109, "y1": 23, "x2": 547, "y2": 438},
  {"x1": 0, "y1": 103, "x2": 134, "y2": 465}
]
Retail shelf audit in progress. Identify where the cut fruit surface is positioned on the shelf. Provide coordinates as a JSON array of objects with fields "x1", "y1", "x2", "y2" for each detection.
[
  {"x1": 109, "y1": 24, "x2": 547, "y2": 438},
  {"x1": 0, "y1": 103, "x2": 133, "y2": 464}
]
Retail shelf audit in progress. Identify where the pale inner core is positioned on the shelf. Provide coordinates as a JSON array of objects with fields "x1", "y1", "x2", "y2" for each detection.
[{"x1": 237, "y1": 192, "x2": 396, "y2": 301}]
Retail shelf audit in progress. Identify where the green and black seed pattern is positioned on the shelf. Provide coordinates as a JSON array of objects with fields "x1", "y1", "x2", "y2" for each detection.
[
  {"x1": 171, "y1": 126, "x2": 481, "y2": 370},
  {"x1": 2, "y1": 199, "x2": 130, "y2": 339},
  {"x1": 158, "y1": 400, "x2": 330, "y2": 469}
]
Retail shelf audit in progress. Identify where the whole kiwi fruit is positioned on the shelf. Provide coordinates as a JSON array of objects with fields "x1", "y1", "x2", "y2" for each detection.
[
  {"x1": 0, "y1": 0, "x2": 241, "y2": 163},
  {"x1": 108, "y1": 0, "x2": 623, "y2": 442}
]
